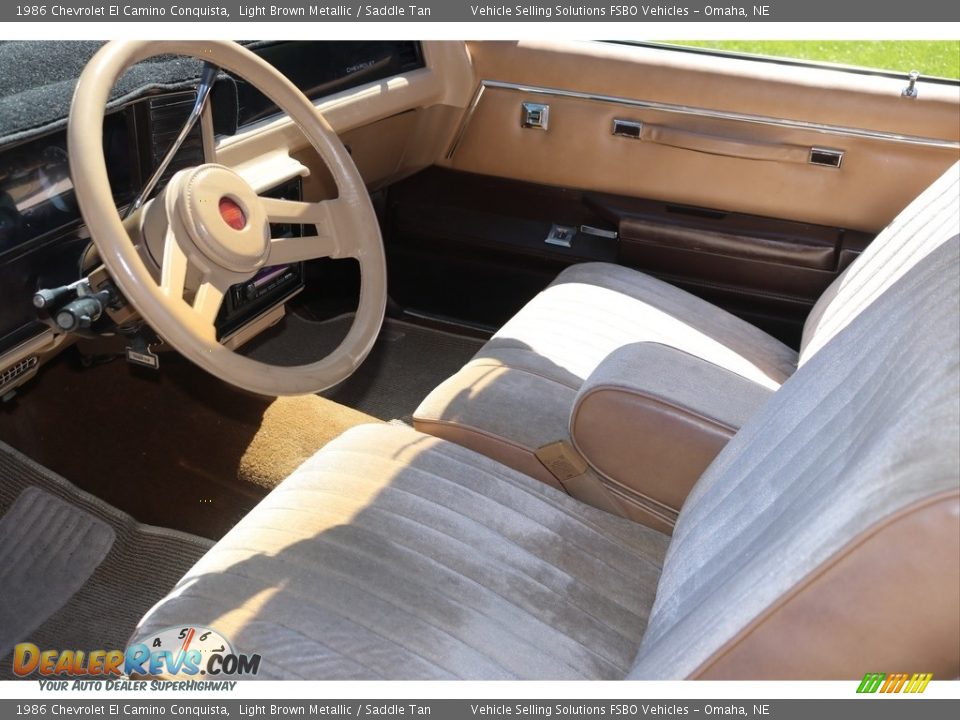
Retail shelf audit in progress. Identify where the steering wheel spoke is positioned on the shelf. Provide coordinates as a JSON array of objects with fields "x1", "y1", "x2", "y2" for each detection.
[
  {"x1": 192, "y1": 277, "x2": 227, "y2": 327},
  {"x1": 262, "y1": 196, "x2": 351, "y2": 264},
  {"x1": 159, "y1": 226, "x2": 190, "y2": 300}
]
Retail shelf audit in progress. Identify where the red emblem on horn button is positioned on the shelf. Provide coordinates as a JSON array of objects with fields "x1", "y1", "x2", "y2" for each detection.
[{"x1": 218, "y1": 197, "x2": 246, "y2": 230}]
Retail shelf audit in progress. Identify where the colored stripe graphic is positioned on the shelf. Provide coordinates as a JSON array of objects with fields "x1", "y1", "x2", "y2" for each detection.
[
  {"x1": 857, "y1": 671, "x2": 932, "y2": 693},
  {"x1": 904, "y1": 673, "x2": 933, "y2": 693},
  {"x1": 857, "y1": 673, "x2": 885, "y2": 693}
]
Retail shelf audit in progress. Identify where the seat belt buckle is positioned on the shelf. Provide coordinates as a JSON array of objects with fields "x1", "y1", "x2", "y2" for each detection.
[
  {"x1": 535, "y1": 440, "x2": 624, "y2": 516},
  {"x1": 535, "y1": 440, "x2": 589, "y2": 483}
]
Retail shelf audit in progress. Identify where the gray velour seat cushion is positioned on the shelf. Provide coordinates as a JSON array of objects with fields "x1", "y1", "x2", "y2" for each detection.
[{"x1": 132, "y1": 425, "x2": 670, "y2": 679}]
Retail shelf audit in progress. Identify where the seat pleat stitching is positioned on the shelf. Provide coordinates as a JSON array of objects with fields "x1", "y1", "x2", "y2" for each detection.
[
  {"x1": 316, "y1": 440, "x2": 667, "y2": 570},
  {"x1": 406, "y1": 440, "x2": 668, "y2": 557},
  {"x1": 249, "y1": 443, "x2": 665, "y2": 583},
  {"x1": 463, "y1": 357, "x2": 584, "y2": 392},
  {"x1": 236, "y1": 616, "x2": 454, "y2": 680},
  {"x1": 242, "y1": 481, "x2": 662, "y2": 630},
  {"x1": 510, "y1": 293, "x2": 672, "y2": 353},
  {"x1": 214, "y1": 504, "x2": 639, "y2": 672},
  {"x1": 659, "y1": 345, "x2": 937, "y2": 638},
  {"x1": 658, "y1": 290, "x2": 938, "y2": 625},
  {"x1": 652, "y1": 382, "x2": 882, "y2": 640},
  {"x1": 167, "y1": 503, "x2": 505, "y2": 680},
  {"x1": 831, "y1": 188, "x2": 952, "y2": 289},
  {"x1": 815, "y1": 213, "x2": 949, "y2": 339},
  {"x1": 356, "y1": 488, "x2": 660, "y2": 629},
  {"x1": 664, "y1": 338, "x2": 890, "y2": 585},
  {"x1": 241, "y1": 487, "x2": 657, "y2": 628},
  {"x1": 140, "y1": 591, "x2": 374, "y2": 679},
  {"x1": 351, "y1": 504, "x2": 654, "y2": 649},
  {"x1": 226, "y1": 498, "x2": 651, "y2": 656},
  {"x1": 169, "y1": 566, "x2": 502, "y2": 679},
  {"x1": 230, "y1": 604, "x2": 415, "y2": 680},
  {"x1": 289, "y1": 455, "x2": 656, "y2": 583},
  {"x1": 283, "y1": 459, "x2": 659, "y2": 580},
  {"x1": 819, "y1": 223, "x2": 958, "y2": 343},
  {"x1": 198, "y1": 541, "x2": 584, "y2": 679},
  {"x1": 495, "y1": 290, "x2": 657, "y2": 356},
  {"x1": 236, "y1": 628, "x2": 360, "y2": 678},
  {"x1": 218, "y1": 517, "x2": 631, "y2": 677},
  {"x1": 674, "y1": 299, "x2": 916, "y2": 549},
  {"x1": 155, "y1": 592, "x2": 423, "y2": 681},
  {"x1": 808, "y1": 205, "x2": 957, "y2": 356},
  {"x1": 229, "y1": 620, "x2": 401, "y2": 680},
  {"x1": 198, "y1": 519, "x2": 549, "y2": 678},
  {"x1": 671, "y1": 309, "x2": 913, "y2": 573}
]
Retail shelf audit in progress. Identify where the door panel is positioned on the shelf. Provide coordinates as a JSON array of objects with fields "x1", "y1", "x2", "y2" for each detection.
[
  {"x1": 443, "y1": 41, "x2": 959, "y2": 233},
  {"x1": 384, "y1": 40, "x2": 959, "y2": 346}
]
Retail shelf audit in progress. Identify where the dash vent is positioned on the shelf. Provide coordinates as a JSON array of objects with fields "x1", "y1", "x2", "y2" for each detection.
[
  {"x1": 142, "y1": 91, "x2": 206, "y2": 193},
  {"x1": 397, "y1": 42, "x2": 424, "y2": 72}
]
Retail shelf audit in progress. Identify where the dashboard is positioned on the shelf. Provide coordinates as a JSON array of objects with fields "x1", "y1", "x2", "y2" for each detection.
[
  {"x1": 0, "y1": 104, "x2": 144, "y2": 355},
  {"x1": 0, "y1": 113, "x2": 132, "y2": 255},
  {"x1": 0, "y1": 40, "x2": 427, "y2": 397}
]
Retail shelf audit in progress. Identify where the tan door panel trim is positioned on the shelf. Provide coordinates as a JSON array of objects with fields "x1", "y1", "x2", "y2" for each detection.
[{"x1": 448, "y1": 80, "x2": 960, "y2": 159}]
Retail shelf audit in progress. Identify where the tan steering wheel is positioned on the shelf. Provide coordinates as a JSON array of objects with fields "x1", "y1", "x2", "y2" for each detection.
[{"x1": 68, "y1": 40, "x2": 387, "y2": 396}]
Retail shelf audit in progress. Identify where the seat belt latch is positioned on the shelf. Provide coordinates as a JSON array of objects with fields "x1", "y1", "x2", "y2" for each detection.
[
  {"x1": 535, "y1": 440, "x2": 624, "y2": 516},
  {"x1": 535, "y1": 440, "x2": 589, "y2": 484}
]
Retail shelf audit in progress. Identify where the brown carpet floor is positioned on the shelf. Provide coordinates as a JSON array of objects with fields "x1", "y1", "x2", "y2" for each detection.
[
  {"x1": 0, "y1": 314, "x2": 481, "y2": 540},
  {"x1": 0, "y1": 351, "x2": 378, "y2": 540},
  {"x1": 245, "y1": 313, "x2": 484, "y2": 422}
]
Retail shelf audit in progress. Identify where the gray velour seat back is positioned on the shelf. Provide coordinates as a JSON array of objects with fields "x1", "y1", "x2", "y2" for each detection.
[{"x1": 630, "y1": 163, "x2": 960, "y2": 679}]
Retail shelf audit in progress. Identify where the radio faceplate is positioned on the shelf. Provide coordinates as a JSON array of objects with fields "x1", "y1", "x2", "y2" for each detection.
[{"x1": 215, "y1": 178, "x2": 307, "y2": 342}]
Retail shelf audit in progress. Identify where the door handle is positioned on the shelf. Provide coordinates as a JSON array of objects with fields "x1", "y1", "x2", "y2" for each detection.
[{"x1": 612, "y1": 118, "x2": 837, "y2": 166}]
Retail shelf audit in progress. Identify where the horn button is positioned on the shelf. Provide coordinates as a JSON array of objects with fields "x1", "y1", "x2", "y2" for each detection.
[
  {"x1": 219, "y1": 197, "x2": 247, "y2": 230},
  {"x1": 177, "y1": 165, "x2": 269, "y2": 274}
]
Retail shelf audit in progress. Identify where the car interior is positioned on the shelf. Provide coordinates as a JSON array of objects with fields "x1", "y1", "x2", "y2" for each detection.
[{"x1": 0, "y1": 39, "x2": 958, "y2": 680}]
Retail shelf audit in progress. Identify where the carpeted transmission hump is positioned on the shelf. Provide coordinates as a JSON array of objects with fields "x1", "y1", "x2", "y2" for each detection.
[
  {"x1": 0, "y1": 442, "x2": 213, "y2": 679},
  {"x1": 244, "y1": 313, "x2": 484, "y2": 423}
]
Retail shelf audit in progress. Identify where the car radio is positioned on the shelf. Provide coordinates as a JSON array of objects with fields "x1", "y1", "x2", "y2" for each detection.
[{"x1": 215, "y1": 177, "x2": 307, "y2": 342}]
